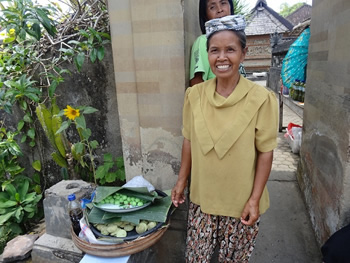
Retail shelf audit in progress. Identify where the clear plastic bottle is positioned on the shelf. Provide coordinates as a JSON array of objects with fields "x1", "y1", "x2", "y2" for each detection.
[{"x1": 68, "y1": 194, "x2": 83, "y2": 236}]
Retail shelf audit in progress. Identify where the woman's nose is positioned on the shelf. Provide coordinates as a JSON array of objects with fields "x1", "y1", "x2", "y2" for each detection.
[{"x1": 217, "y1": 51, "x2": 226, "y2": 60}]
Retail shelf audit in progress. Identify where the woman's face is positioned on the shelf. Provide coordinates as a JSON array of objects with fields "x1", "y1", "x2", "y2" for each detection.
[
  {"x1": 206, "y1": 0, "x2": 231, "y2": 20},
  {"x1": 208, "y1": 30, "x2": 247, "y2": 80}
]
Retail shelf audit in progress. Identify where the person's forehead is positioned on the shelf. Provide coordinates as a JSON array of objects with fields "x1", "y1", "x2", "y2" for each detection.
[{"x1": 207, "y1": 0, "x2": 227, "y2": 5}]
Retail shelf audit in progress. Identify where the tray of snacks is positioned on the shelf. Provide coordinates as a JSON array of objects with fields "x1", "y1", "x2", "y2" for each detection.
[
  {"x1": 93, "y1": 192, "x2": 151, "y2": 213},
  {"x1": 90, "y1": 219, "x2": 163, "y2": 241}
]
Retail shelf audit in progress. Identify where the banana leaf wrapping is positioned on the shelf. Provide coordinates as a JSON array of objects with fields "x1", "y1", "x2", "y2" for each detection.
[
  {"x1": 88, "y1": 187, "x2": 172, "y2": 225},
  {"x1": 94, "y1": 186, "x2": 161, "y2": 203}
]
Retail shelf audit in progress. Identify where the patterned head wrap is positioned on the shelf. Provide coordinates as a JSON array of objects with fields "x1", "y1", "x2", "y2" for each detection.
[{"x1": 205, "y1": 15, "x2": 246, "y2": 39}]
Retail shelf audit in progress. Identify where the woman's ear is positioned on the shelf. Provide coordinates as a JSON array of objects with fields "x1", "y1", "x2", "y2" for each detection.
[{"x1": 241, "y1": 47, "x2": 248, "y2": 62}]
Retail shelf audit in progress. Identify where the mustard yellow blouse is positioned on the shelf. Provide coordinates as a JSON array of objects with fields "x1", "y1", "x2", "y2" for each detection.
[{"x1": 182, "y1": 77, "x2": 278, "y2": 218}]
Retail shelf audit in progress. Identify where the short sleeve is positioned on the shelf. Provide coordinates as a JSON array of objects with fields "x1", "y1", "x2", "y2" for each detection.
[
  {"x1": 255, "y1": 91, "x2": 278, "y2": 152},
  {"x1": 182, "y1": 87, "x2": 192, "y2": 140},
  {"x1": 190, "y1": 35, "x2": 214, "y2": 81}
]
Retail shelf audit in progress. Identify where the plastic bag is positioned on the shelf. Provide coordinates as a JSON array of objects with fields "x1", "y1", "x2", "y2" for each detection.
[
  {"x1": 284, "y1": 123, "x2": 302, "y2": 153},
  {"x1": 78, "y1": 217, "x2": 112, "y2": 244},
  {"x1": 122, "y1": 175, "x2": 155, "y2": 193}
]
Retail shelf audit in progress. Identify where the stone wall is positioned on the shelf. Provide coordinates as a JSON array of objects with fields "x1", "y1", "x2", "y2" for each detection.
[
  {"x1": 108, "y1": 0, "x2": 192, "y2": 191},
  {"x1": 245, "y1": 35, "x2": 271, "y2": 72},
  {"x1": 297, "y1": 0, "x2": 350, "y2": 245}
]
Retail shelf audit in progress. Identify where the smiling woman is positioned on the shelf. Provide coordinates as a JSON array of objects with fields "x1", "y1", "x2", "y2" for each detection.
[{"x1": 172, "y1": 15, "x2": 279, "y2": 262}]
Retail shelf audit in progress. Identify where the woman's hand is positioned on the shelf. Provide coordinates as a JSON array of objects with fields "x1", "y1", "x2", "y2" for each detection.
[
  {"x1": 240, "y1": 199, "x2": 260, "y2": 226},
  {"x1": 171, "y1": 180, "x2": 187, "y2": 207},
  {"x1": 241, "y1": 150, "x2": 273, "y2": 226},
  {"x1": 171, "y1": 138, "x2": 192, "y2": 207}
]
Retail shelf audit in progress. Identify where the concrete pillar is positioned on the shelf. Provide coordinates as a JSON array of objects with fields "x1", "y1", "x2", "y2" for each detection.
[
  {"x1": 107, "y1": 0, "x2": 199, "y2": 190},
  {"x1": 107, "y1": 1, "x2": 199, "y2": 260},
  {"x1": 297, "y1": 0, "x2": 350, "y2": 245}
]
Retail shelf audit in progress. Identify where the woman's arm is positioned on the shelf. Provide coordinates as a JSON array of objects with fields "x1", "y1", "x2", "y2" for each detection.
[
  {"x1": 189, "y1": 72, "x2": 204, "y2": 87},
  {"x1": 241, "y1": 150, "x2": 273, "y2": 225},
  {"x1": 171, "y1": 138, "x2": 192, "y2": 207}
]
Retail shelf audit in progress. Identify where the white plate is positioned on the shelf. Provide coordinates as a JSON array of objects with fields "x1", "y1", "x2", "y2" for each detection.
[{"x1": 93, "y1": 201, "x2": 151, "y2": 213}]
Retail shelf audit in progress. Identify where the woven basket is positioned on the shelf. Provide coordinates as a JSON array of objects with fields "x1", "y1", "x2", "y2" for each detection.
[{"x1": 71, "y1": 224, "x2": 169, "y2": 257}]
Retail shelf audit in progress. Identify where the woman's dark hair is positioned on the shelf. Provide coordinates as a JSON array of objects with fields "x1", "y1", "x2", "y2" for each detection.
[
  {"x1": 199, "y1": 0, "x2": 234, "y2": 34},
  {"x1": 206, "y1": 30, "x2": 247, "y2": 50}
]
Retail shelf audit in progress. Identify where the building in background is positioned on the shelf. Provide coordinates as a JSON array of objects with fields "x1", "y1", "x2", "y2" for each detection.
[
  {"x1": 245, "y1": 0, "x2": 293, "y2": 73},
  {"x1": 286, "y1": 3, "x2": 312, "y2": 26}
]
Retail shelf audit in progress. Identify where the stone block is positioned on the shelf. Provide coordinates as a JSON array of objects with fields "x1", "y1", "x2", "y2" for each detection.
[
  {"x1": 43, "y1": 180, "x2": 93, "y2": 239},
  {"x1": 31, "y1": 233, "x2": 83, "y2": 263}
]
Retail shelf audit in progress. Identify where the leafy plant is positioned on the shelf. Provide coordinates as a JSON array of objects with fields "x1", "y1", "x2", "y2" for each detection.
[
  {"x1": 54, "y1": 105, "x2": 100, "y2": 182},
  {"x1": 95, "y1": 154, "x2": 125, "y2": 185},
  {"x1": 0, "y1": 0, "x2": 56, "y2": 42},
  {"x1": 0, "y1": 178, "x2": 42, "y2": 228},
  {"x1": 0, "y1": 128, "x2": 24, "y2": 182},
  {"x1": 60, "y1": 27, "x2": 111, "y2": 72}
]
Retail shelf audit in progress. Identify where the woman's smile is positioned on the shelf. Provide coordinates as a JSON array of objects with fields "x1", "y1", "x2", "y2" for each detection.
[{"x1": 216, "y1": 64, "x2": 231, "y2": 71}]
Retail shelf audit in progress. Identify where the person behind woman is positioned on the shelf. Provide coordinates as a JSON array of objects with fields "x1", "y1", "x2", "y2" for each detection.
[
  {"x1": 190, "y1": 0, "x2": 246, "y2": 87},
  {"x1": 172, "y1": 15, "x2": 278, "y2": 262}
]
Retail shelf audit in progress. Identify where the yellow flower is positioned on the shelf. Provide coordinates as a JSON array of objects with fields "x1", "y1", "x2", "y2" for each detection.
[
  {"x1": 64, "y1": 105, "x2": 80, "y2": 120},
  {"x1": 9, "y1": 29, "x2": 15, "y2": 35}
]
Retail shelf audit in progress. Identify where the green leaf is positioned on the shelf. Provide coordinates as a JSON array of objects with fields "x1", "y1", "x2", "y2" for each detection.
[
  {"x1": 20, "y1": 135, "x2": 27, "y2": 143},
  {"x1": 82, "y1": 106, "x2": 98, "y2": 114},
  {"x1": 27, "y1": 128, "x2": 35, "y2": 139},
  {"x1": 55, "y1": 121, "x2": 69, "y2": 134},
  {"x1": 0, "y1": 200, "x2": 17, "y2": 208},
  {"x1": 103, "y1": 153, "x2": 113, "y2": 163},
  {"x1": 36, "y1": 104, "x2": 56, "y2": 147},
  {"x1": 74, "y1": 52, "x2": 85, "y2": 72},
  {"x1": 19, "y1": 100, "x2": 27, "y2": 111},
  {"x1": 68, "y1": 40, "x2": 81, "y2": 45},
  {"x1": 17, "y1": 120, "x2": 25, "y2": 131},
  {"x1": 34, "y1": 8, "x2": 57, "y2": 36},
  {"x1": 90, "y1": 140, "x2": 99, "y2": 149},
  {"x1": 51, "y1": 152, "x2": 67, "y2": 168},
  {"x1": 79, "y1": 30, "x2": 89, "y2": 38},
  {"x1": 23, "y1": 206, "x2": 34, "y2": 213},
  {"x1": 116, "y1": 156, "x2": 124, "y2": 168},
  {"x1": 15, "y1": 193, "x2": 20, "y2": 202},
  {"x1": 96, "y1": 165, "x2": 107, "y2": 179},
  {"x1": 116, "y1": 169, "x2": 126, "y2": 181},
  {"x1": 99, "y1": 32, "x2": 111, "y2": 40},
  {"x1": 29, "y1": 23, "x2": 41, "y2": 40},
  {"x1": 0, "y1": 210, "x2": 16, "y2": 224},
  {"x1": 33, "y1": 173, "x2": 41, "y2": 184},
  {"x1": 52, "y1": 115, "x2": 67, "y2": 157},
  {"x1": 74, "y1": 142, "x2": 84, "y2": 154},
  {"x1": 18, "y1": 180, "x2": 29, "y2": 200},
  {"x1": 49, "y1": 80, "x2": 58, "y2": 98},
  {"x1": 29, "y1": 141, "x2": 35, "y2": 147},
  {"x1": 75, "y1": 115, "x2": 86, "y2": 129},
  {"x1": 4, "y1": 184, "x2": 16, "y2": 197},
  {"x1": 19, "y1": 28, "x2": 26, "y2": 40},
  {"x1": 90, "y1": 48, "x2": 97, "y2": 63},
  {"x1": 32, "y1": 160, "x2": 41, "y2": 172},
  {"x1": 34, "y1": 185, "x2": 41, "y2": 194},
  {"x1": 15, "y1": 207, "x2": 23, "y2": 221},
  {"x1": 23, "y1": 114, "x2": 32, "y2": 123},
  {"x1": 22, "y1": 192, "x2": 36, "y2": 203},
  {"x1": 82, "y1": 128, "x2": 91, "y2": 140},
  {"x1": 106, "y1": 172, "x2": 117, "y2": 183},
  {"x1": 97, "y1": 46, "x2": 105, "y2": 61},
  {"x1": 3, "y1": 37, "x2": 15, "y2": 44},
  {"x1": 61, "y1": 167, "x2": 68, "y2": 180}
]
